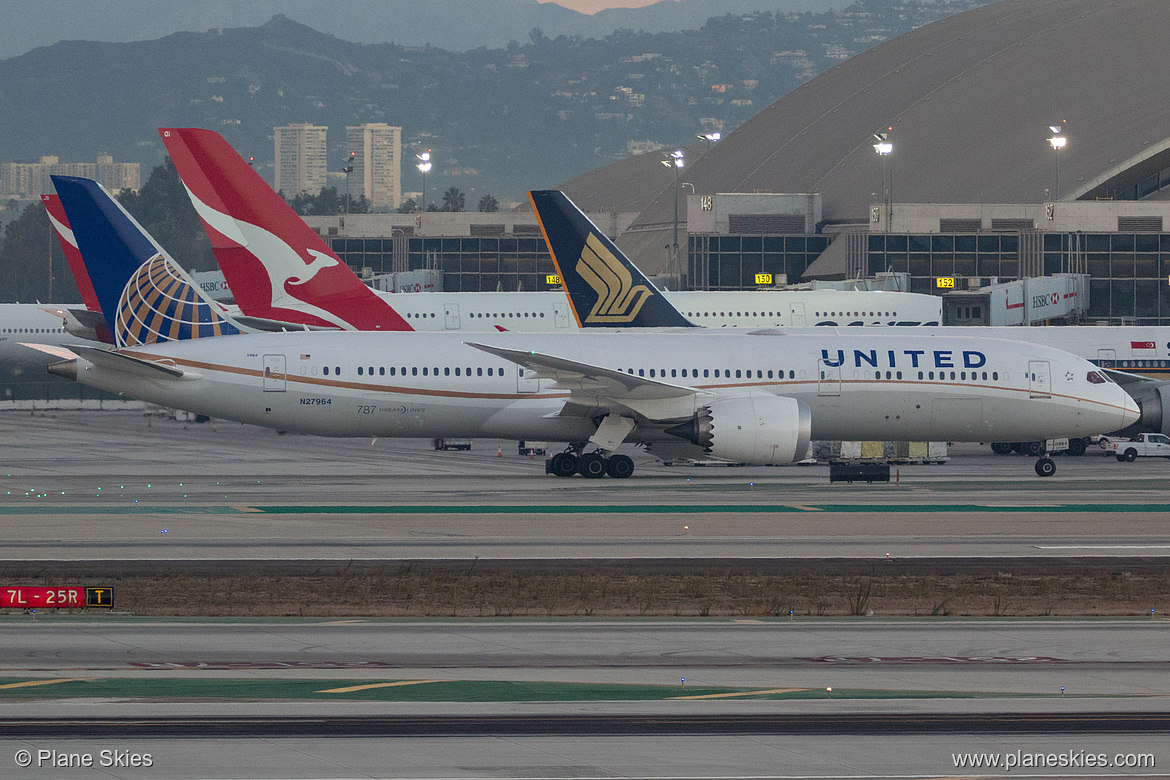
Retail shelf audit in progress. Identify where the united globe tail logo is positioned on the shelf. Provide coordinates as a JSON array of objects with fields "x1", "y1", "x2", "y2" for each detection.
[{"x1": 576, "y1": 233, "x2": 652, "y2": 323}]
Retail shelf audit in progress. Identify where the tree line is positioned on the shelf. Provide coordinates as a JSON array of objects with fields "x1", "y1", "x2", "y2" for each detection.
[{"x1": 0, "y1": 163, "x2": 504, "y2": 303}]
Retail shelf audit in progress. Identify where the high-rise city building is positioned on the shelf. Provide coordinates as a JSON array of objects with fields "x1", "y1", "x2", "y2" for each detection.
[
  {"x1": 273, "y1": 123, "x2": 327, "y2": 196},
  {"x1": 1, "y1": 155, "x2": 140, "y2": 199},
  {"x1": 346, "y1": 123, "x2": 402, "y2": 211}
]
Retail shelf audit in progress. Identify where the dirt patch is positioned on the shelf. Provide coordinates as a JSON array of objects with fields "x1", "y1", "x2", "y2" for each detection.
[{"x1": 9, "y1": 566, "x2": 1170, "y2": 618}]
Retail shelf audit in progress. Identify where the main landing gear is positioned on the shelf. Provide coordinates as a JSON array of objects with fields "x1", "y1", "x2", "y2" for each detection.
[{"x1": 548, "y1": 448, "x2": 634, "y2": 479}]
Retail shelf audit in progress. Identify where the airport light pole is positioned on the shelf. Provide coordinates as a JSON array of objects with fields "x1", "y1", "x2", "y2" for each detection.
[
  {"x1": 416, "y1": 151, "x2": 432, "y2": 211},
  {"x1": 697, "y1": 132, "x2": 719, "y2": 192},
  {"x1": 872, "y1": 130, "x2": 893, "y2": 230},
  {"x1": 342, "y1": 153, "x2": 354, "y2": 216},
  {"x1": 662, "y1": 149, "x2": 685, "y2": 271},
  {"x1": 1048, "y1": 125, "x2": 1067, "y2": 200}
]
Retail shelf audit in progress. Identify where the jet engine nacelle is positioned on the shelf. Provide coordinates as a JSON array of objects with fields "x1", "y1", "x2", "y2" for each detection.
[
  {"x1": 665, "y1": 394, "x2": 811, "y2": 465},
  {"x1": 1129, "y1": 381, "x2": 1170, "y2": 436}
]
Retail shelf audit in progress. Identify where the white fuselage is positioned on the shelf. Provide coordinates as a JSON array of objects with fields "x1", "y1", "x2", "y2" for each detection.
[
  {"x1": 367, "y1": 289, "x2": 941, "y2": 331},
  {"x1": 63, "y1": 331, "x2": 1136, "y2": 446},
  {"x1": 0, "y1": 304, "x2": 71, "y2": 363},
  {"x1": 810, "y1": 325, "x2": 1170, "y2": 379}
]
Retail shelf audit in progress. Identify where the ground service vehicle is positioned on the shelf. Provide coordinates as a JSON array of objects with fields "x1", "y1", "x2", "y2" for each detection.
[{"x1": 1108, "y1": 433, "x2": 1170, "y2": 461}]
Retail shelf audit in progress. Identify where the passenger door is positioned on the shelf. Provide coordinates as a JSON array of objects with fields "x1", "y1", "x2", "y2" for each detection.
[
  {"x1": 262, "y1": 354, "x2": 286, "y2": 392},
  {"x1": 554, "y1": 302, "x2": 571, "y2": 329},
  {"x1": 817, "y1": 358, "x2": 841, "y2": 396},
  {"x1": 444, "y1": 303, "x2": 460, "y2": 330},
  {"x1": 516, "y1": 366, "x2": 540, "y2": 393},
  {"x1": 1028, "y1": 360, "x2": 1051, "y2": 398}
]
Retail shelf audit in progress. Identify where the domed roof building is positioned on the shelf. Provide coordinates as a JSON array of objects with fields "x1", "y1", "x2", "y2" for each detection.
[{"x1": 561, "y1": 0, "x2": 1170, "y2": 308}]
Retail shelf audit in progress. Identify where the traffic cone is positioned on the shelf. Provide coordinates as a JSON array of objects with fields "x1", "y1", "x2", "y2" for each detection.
[{"x1": 497, "y1": 446, "x2": 502, "y2": 457}]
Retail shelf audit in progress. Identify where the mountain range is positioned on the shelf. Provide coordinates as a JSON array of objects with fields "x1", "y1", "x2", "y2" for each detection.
[
  {"x1": 0, "y1": 1, "x2": 986, "y2": 205},
  {"x1": 0, "y1": 0, "x2": 845, "y2": 60}
]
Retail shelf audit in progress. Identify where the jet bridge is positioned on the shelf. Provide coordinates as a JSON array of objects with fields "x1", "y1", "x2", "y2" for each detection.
[{"x1": 943, "y1": 274, "x2": 1089, "y2": 326}]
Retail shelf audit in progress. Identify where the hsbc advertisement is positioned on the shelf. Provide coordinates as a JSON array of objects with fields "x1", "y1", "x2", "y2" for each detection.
[{"x1": 996, "y1": 274, "x2": 1086, "y2": 326}]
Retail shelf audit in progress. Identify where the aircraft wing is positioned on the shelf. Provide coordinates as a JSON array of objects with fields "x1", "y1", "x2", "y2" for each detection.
[
  {"x1": 1101, "y1": 367, "x2": 1161, "y2": 389},
  {"x1": 466, "y1": 342, "x2": 710, "y2": 420}
]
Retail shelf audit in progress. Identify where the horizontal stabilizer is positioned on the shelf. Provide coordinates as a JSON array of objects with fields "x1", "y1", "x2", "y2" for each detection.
[
  {"x1": 231, "y1": 315, "x2": 339, "y2": 333},
  {"x1": 19, "y1": 342, "x2": 80, "y2": 361},
  {"x1": 74, "y1": 345, "x2": 192, "y2": 380}
]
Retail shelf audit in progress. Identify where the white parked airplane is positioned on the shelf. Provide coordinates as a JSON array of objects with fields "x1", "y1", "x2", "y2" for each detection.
[
  {"x1": 0, "y1": 195, "x2": 101, "y2": 364},
  {"x1": 159, "y1": 127, "x2": 942, "y2": 331},
  {"x1": 30, "y1": 329, "x2": 1138, "y2": 478}
]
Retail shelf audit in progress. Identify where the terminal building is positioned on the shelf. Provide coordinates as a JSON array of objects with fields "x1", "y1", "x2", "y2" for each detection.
[{"x1": 302, "y1": 0, "x2": 1170, "y2": 326}]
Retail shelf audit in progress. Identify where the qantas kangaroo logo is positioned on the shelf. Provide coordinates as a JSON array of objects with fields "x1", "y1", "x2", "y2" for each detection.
[
  {"x1": 182, "y1": 185, "x2": 352, "y2": 329},
  {"x1": 576, "y1": 232, "x2": 653, "y2": 324}
]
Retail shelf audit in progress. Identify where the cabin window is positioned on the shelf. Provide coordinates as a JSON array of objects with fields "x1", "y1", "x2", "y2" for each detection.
[
  {"x1": 638, "y1": 369, "x2": 645, "y2": 377},
  {"x1": 323, "y1": 366, "x2": 330, "y2": 376},
  {"x1": 444, "y1": 367, "x2": 450, "y2": 376},
  {"x1": 704, "y1": 369, "x2": 710, "y2": 378},
  {"x1": 357, "y1": 367, "x2": 363, "y2": 376},
  {"x1": 412, "y1": 367, "x2": 418, "y2": 376},
  {"x1": 767, "y1": 370, "x2": 773, "y2": 379},
  {"x1": 477, "y1": 368, "x2": 483, "y2": 376},
  {"x1": 380, "y1": 367, "x2": 386, "y2": 376}
]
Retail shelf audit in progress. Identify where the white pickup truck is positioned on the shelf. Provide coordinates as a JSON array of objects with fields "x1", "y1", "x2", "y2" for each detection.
[{"x1": 1108, "y1": 433, "x2": 1170, "y2": 461}]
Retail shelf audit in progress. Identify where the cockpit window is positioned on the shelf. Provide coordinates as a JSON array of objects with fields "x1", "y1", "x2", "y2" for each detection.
[{"x1": 1086, "y1": 371, "x2": 1107, "y2": 384}]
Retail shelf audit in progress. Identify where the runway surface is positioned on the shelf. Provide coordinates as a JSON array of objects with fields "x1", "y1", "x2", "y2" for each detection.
[
  {"x1": 3, "y1": 411, "x2": 1170, "y2": 778},
  {"x1": 3, "y1": 618, "x2": 1169, "y2": 778},
  {"x1": 2, "y1": 411, "x2": 1170, "y2": 560}
]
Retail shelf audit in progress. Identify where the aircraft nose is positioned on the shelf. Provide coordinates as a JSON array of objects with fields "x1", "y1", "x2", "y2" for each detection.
[{"x1": 1120, "y1": 388, "x2": 1141, "y2": 428}]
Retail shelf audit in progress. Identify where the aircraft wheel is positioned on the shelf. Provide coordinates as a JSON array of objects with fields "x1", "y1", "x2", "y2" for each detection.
[
  {"x1": 990, "y1": 442, "x2": 1014, "y2": 455},
  {"x1": 578, "y1": 452, "x2": 608, "y2": 479},
  {"x1": 1023, "y1": 441, "x2": 1044, "y2": 457},
  {"x1": 550, "y1": 452, "x2": 579, "y2": 477},
  {"x1": 1124, "y1": 449, "x2": 1138, "y2": 462},
  {"x1": 1067, "y1": 438, "x2": 1087, "y2": 457},
  {"x1": 1035, "y1": 457, "x2": 1057, "y2": 477},
  {"x1": 606, "y1": 454, "x2": 635, "y2": 479}
]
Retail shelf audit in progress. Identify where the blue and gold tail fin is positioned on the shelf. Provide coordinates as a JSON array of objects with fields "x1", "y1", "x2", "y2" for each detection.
[
  {"x1": 51, "y1": 175, "x2": 244, "y2": 348},
  {"x1": 529, "y1": 190, "x2": 693, "y2": 328}
]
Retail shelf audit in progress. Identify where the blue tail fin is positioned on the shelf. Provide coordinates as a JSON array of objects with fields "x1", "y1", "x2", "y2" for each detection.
[
  {"x1": 529, "y1": 190, "x2": 693, "y2": 328},
  {"x1": 51, "y1": 175, "x2": 242, "y2": 347}
]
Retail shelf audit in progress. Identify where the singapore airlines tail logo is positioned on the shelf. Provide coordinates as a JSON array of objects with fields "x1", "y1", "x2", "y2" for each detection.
[{"x1": 575, "y1": 233, "x2": 653, "y2": 324}]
